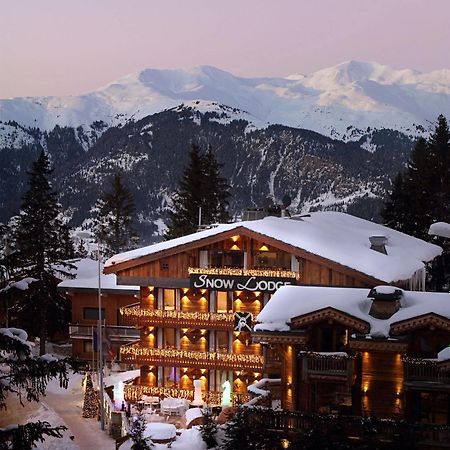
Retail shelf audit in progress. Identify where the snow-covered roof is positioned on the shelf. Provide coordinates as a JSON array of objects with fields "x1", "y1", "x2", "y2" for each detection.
[
  {"x1": 105, "y1": 212, "x2": 441, "y2": 284},
  {"x1": 429, "y1": 222, "x2": 450, "y2": 239},
  {"x1": 58, "y1": 258, "x2": 139, "y2": 292},
  {"x1": 103, "y1": 369, "x2": 140, "y2": 387},
  {"x1": 255, "y1": 285, "x2": 450, "y2": 338}
]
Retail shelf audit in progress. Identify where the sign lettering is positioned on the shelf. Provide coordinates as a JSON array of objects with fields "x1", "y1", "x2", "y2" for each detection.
[{"x1": 190, "y1": 273, "x2": 297, "y2": 292}]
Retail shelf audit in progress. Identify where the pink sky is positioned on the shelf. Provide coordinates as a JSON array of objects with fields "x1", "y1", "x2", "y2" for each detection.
[{"x1": 1, "y1": 0, "x2": 449, "y2": 98}]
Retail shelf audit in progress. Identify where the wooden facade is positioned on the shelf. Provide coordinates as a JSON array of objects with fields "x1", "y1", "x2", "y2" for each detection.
[
  {"x1": 63, "y1": 287, "x2": 139, "y2": 361},
  {"x1": 253, "y1": 304, "x2": 450, "y2": 425},
  {"x1": 105, "y1": 228, "x2": 381, "y2": 397}
]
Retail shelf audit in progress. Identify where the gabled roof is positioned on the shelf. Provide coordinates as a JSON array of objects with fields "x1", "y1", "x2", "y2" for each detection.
[
  {"x1": 290, "y1": 306, "x2": 370, "y2": 334},
  {"x1": 255, "y1": 285, "x2": 450, "y2": 338},
  {"x1": 105, "y1": 212, "x2": 441, "y2": 284},
  {"x1": 58, "y1": 258, "x2": 139, "y2": 293}
]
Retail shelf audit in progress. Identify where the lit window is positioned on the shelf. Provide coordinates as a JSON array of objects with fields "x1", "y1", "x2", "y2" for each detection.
[
  {"x1": 163, "y1": 289, "x2": 175, "y2": 310},
  {"x1": 217, "y1": 291, "x2": 228, "y2": 313}
]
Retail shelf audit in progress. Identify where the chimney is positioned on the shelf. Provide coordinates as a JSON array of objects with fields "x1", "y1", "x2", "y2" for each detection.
[
  {"x1": 368, "y1": 286, "x2": 402, "y2": 319},
  {"x1": 369, "y1": 235, "x2": 388, "y2": 255}
]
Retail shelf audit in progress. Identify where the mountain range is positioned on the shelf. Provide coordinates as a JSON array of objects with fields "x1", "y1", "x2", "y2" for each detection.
[
  {"x1": 0, "y1": 61, "x2": 447, "y2": 241},
  {"x1": 1, "y1": 60, "x2": 450, "y2": 143}
]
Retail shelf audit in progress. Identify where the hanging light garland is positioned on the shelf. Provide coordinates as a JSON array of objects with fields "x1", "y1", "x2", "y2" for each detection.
[
  {"x1": 120, "y1": 344, "x2": 264, "y2": 370},
  {"x1": 120, "y1": 306, "x2": 234, "y2": 325},
  {"x1": 188, "y1": 267, "x2": 301, "y2": 280}
]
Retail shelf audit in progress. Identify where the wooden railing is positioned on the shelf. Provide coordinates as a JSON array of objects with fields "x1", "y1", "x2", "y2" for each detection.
[
  {"x1": 123, "y1": 384, "x2": 250, "y2": 406},
  {"x1": 242, "y1": 409, "x2": 450, "y2": 446},
  {"x1": 69, "y1": 324, "x2": 139, "y2": 341},
  {"x1": 120, "y1": 343, "x2": 264, "y2": 371},
  {"x1": 403, "y1": 357, "x2": 450, "y2": 386},
  {"x1": 120, "y1": 306, "x2": 234, "y2": 330},
  {"x1": 300, "y1": 352, "x2": 354, "y2": 381}
]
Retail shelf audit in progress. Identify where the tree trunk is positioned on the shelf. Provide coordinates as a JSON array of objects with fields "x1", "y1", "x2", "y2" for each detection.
[{"x1": 39, "y1": 295, "x2": 48, "y2": 356}]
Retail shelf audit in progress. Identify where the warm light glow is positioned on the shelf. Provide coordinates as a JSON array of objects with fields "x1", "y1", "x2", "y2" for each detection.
[
  {"x1": 281, "y1": 439, "x2": 291, "y2": 449},
  {"x1": 259, "y1": 244, "x2": 269, "y2": 251},
  {"x1": 189, "y1": 267, "x2": 301, "y2": 280},
  {"x1": 231, "y1": 235, "x2": 240, "y2": 242},
  {"x1": 120, "y1": 344, "x2": 264, "y2": 369},
  {"x1": 230, "y1": 244, "x2": 240, "y2": 251}
]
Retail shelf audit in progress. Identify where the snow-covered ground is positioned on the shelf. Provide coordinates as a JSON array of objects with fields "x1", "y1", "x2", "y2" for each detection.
[{"x1": 1, "y1": 372, "x2": 115, "y2": 450}]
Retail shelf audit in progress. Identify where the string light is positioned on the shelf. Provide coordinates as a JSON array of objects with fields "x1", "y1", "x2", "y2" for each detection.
[
  {"x1": 188, "y1": 267, "x2": 301, "y2": 280},
  {"x1": 123, "y1": 385, "x2": 250, "y2": 405},
  {"x1": 120, "y1": 306, "x2": 234, "y2": 325},
  {"x1": 120, "y1": 344, "x2": 264, "y2": 370}
]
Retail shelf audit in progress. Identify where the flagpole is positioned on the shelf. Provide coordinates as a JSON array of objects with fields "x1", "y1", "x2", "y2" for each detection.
[{"x1": 98, "y1": 242, "x2": 105, "y2": 431}]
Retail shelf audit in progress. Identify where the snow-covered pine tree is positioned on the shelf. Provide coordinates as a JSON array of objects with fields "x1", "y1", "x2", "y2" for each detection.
[
  {"x1": 165, "y1": 143, "x2": 231, "y2": 240},
  {"x1": 221, "y1": 408, "x2": 250, "y2": 450},
  {"x1": 0, "y1": 327, "x2": 71, "y2": 449},
  {"x1": 7, "y1": 151, "x2": 75, "y2": 355},
  {"x1": 200, "y1": 407, "x2": 218, "y2": 448},
  {"x1": 381, "y1": 115, "x2": 450, "y2": 290},
  {"x1": 91, "y1": 172, "x2": 138, "y2": 258},
  {"x1": 129, "y1": 412, "x2": 154, "y2": 449},
  {"x1": 82, "y1": 372, "x2": 99, "y2": 419}
]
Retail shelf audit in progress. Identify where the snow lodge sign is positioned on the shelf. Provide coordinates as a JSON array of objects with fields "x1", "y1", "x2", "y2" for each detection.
[{"x1": 188, "y1": 267, "x2": 299, "y2": 292}]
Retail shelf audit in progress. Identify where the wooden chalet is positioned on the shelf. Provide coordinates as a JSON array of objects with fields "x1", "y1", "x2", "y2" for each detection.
[
  {"x1": 254, "y1": 285, "x2": 450, "y2": 424},
  {"x1": 58, "y1": 259, "x2": 140, "y2": 361},
  {"x1": 103, "y1": 212, "x2": 441, "y2": 403}
]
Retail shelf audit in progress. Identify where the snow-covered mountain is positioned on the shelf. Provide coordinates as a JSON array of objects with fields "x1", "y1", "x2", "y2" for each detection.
[{"x1": 1, "y1": 61, "x2": 450, "y2": 142}]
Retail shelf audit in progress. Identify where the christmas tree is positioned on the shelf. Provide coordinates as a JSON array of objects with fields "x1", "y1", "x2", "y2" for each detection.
[{"x1": 82, "y1": 372, "x2": 99, "y2": 419}]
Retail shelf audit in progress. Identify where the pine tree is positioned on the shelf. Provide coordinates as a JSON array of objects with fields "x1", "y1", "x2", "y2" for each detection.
[
  {"x1": 165, "y1": 144, "x2": 231, "y2": 239},
  {"x1": 200, "y1": 407, "x2": 218, "y2": 449},
  {"x1": 221, "y1": 408, "x2": 251, "y2": 450},
  {"x1": 202, "y1": 145, "x2": 231, "y2": 226},
  {"x1": 92, "y1": 173, "x2": 138, "y2": 258},
  {"x1": 0, "y1": 327, "x2": 72, "y2": 449},
  {"x1": 381, "y1": 115, "x2": 450, "y2": 290},
  {"x1": 9, "y1": 151, "x2": 75, "y2": 355},
  {"x1": 129, "y1": 412, "x2": 154, "y2": 449},
  {"x1": 82, "y1": 372, "x2": 99, "y2": 419}
]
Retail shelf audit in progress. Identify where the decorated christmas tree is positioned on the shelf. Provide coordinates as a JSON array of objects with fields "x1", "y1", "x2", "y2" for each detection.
[{"x1": 82, "y1": 372, "x2": 99, "y2": 418}]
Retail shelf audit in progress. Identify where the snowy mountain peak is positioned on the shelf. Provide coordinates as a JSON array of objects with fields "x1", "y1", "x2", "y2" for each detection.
[{"x1": 1, "y1": 61, "x2": 450, "y2": 143}]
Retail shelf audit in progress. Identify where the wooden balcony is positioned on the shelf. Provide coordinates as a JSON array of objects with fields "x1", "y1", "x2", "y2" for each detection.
[
  {"x1": 403, "y1": 357, "x2": 450, "y2": 389},
  {"x1": 300, "y1": 352, "x2": 354, "y2": 383},
  {"x1": 69, "y1": 324, "x2": 139, "y2": 341},
  {"x1": 120, "y1": 343, "x2": 264, "y2": 371},
  {"x1": 120, "y1": 306, "x2": 234, "y2": 330},
  {"x1": 123, "y1": 384, "x2": 250, "y2": 405}
]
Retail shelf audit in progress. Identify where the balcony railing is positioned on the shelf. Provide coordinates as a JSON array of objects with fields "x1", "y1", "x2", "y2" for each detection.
[
  {"x1": 300, "y1": 352, "x2": 354, "y2": 382},
  {"x1": 403, "y1": 357, "x2": 450, "y2": 387},
  {"x1": 123, "y1": 384, "x2": 250, "y2": 405},
  {"x1": 120, "y1": 306, "x2": 234, "y2": 330},
  {"x1": 120, "y1": 343, "x2": 264, "y2": 371},
  {"x1": 69, "y1": 324, "x2": 139, "y2": 341}
]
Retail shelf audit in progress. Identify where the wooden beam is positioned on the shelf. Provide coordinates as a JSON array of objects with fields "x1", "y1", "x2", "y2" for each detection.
[{"x1": 117, "y1": 276, "x2": 190, "y2": 288}]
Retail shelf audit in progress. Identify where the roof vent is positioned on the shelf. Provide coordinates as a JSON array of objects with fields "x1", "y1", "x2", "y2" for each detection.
[
  {"x1": 367, "y1": 286, "x2": 403, "y2": 319},
  {"x1": 242, "y1": 208, "x2": 267, "y2": 221},
  {"x1": 369, "y1": 235, "x2": 388, "y2": 255}
]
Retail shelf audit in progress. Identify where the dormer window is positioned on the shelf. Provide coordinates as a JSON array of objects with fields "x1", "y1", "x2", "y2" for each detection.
[{"x1": 369, "y1": 235, "x2": 388, "y2": 255}]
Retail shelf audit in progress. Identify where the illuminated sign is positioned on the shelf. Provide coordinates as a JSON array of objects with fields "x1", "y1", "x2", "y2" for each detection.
[{"x1": 189, "y1": 271, "x2": 297, "y2": 292}]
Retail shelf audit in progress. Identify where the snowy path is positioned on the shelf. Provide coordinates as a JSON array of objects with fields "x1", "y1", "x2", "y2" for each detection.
[{"x1": 41, "y1": 373, "x2": 115, "y2": 450}]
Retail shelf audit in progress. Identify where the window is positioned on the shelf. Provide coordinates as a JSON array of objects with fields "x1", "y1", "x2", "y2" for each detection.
[
  {"x1": 217, "y1": 291, "x2": 228, "y2": 313},
  {"x1": 83, "y1": 340, "x2": 93, "y2": 353},
  {"x1": 164, "y1": 328, "x2": 176, "y2": 348},
  {"x1": 163, "y1": 289, "x2": 175, "y2": 310},
  {"x1": 160, "y1": 261, "x2": 169, "y2": 271},
  {"x1": 253, "y1": 251, "x2": 291, "y2": 269},
  {"x1": 209, "y1": 251, "x2": 244, "y2": 268},
  {"x1": 216, "y1": 331, "x2": 229, "y2": 353},
  {"x1": 83, "y1": 307, "x2": 105, "y2": 321}
]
